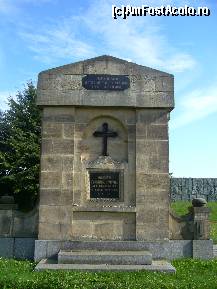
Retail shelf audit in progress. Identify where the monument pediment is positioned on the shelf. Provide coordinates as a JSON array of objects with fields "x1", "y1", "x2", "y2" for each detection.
[
  {"x1": 37, "y1": 55, "x2": 174, "y2": 109},
  {"x1": 38, "y1": 55, "x2": 172, "y2": 76}
]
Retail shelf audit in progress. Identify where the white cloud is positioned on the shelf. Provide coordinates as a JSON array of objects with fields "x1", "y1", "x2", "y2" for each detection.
[
  {"x1": 171, "y1": 85, "x2": 217, "y2": 129},
  {"x1": 164, "y1": 53, "x2": 196, "y2": 73},
  {"x1": 81, "y1": 0, "x2": 196, "y2": 73},
  {"x1": 20, "y1": 22, "x2": 95, "y2": 63},
  {"x1": 18, "y1": 0, "x2": 196, "y2": 72}
]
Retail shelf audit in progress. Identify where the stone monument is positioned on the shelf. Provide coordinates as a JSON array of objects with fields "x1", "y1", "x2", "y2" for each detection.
[{"x1": 34, "y1": 55, "x2": 187, "y2": 271}]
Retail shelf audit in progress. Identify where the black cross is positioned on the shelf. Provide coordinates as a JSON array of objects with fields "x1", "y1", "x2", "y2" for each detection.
[{"x1": 93, "y1": 123, "x2": 118, "y2": 156}]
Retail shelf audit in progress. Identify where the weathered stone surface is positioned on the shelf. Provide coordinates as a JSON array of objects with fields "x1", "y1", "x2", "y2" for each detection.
[
  {"x1": 40, "y1": 172, "x2": 62, "y2": 189},
  {"x1": 52, "y1": 139, "x2": 74, "y2": 154},
  {"x1": 41, "y1": 155, "x2": 61, "y2": 171},
  {"x1": 62, "y1": 156, "x2": 74, "y2": 171},
  {"x1": 42, "y1": 122, "x2": 63, "y2": 138},
  {"x1": 42, "y1": 107, "x2": 75, "y2": 122},
  {"x1": 62, "y1": 172, "x2": 73, "y2": 189},
  {"x1": 64, "y1": 123, "x2": 74, "y2": 138},
  {"x1": 39, "y1": 189, "x2": 61, "y2": 205},
  {"x1": 146, "y1": 124, "x2": 168, "y2": 140},
  {"x1": 136, "y1": 173, "x2": 169, "y2": 192},
  {"x1": 193, "y1": 240, "x2": 213, "y2": 259},
  {"x1": 137, "y1": 109, "x2": 168, "y2": 124},
  {"x1": 38, "y1": 222, "x2": 61, "y2": 240},
  {"x1": 41, "y1": 139, "x2": 74, "y2": 155}
]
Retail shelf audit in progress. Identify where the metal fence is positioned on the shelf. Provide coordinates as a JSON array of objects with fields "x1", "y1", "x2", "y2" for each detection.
[{"x1": 170, "y1": 178, "x2": 217, "y2": 202}]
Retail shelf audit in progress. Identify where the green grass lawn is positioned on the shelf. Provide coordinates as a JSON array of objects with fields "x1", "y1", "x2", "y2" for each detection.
[
  {"x1": 0, "y1": 258, "x2": 217, "y2": 289},
  {"x1": 171, "y1": 201, "x2": 217, "y2": 244}
]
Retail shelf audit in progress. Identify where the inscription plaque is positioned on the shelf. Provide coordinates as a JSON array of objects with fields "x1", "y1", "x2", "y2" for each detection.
[
  {"x1": 82, "y1": 74, "x2": 130, "y2": 91},
  {"x1": 90, "y1": 172, "x2": 119, "y2": 199}
]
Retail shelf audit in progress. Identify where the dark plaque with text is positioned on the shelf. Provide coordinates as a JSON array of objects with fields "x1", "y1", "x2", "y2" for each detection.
[
  {"x1": 90, "y1": 172, "x2": 119, "y2": 199},
  {"x1": 82, "y1": 74, "x2": 130, "y2": 91}
]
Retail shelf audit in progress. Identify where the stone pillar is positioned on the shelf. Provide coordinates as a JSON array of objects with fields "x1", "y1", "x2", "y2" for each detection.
[
  {"x1": 193, "y1": 206, "x2": 210, "y2": 240},
  {"x1": 136, "y1": 110, "x2": 170, "y2": 241},
  {"x1": 192, "y1": 198, "x2": 213, "y2": 259},
  {"x1": 38, "y1": 107, "x2": 74, "y2": 240}
]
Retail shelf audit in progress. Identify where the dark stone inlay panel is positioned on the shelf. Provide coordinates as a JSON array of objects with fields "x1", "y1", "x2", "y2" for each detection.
[
  {"x1": 90, "y1": 172, "x2": 119, "y2": 199},
  {"x1": 82, "y1": 75, "x2": 130, "y2": 91}
]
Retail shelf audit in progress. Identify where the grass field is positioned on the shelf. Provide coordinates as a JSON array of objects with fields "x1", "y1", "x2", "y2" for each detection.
[
  {"x1": 170, "y1": 201, "x2": 217, "y2": 244},
  {"x1": 0, "y1": 258, "x2": 217, "y2": 289}
]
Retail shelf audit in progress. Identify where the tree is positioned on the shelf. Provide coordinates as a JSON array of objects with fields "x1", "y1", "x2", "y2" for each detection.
[{"x1": 0, "y1": 83, "x2": 41, "y2": 211}]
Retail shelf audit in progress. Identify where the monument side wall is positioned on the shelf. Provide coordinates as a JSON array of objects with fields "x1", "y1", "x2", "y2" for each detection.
[
  {"x1": 38, "y1": 107, "x2": 74, "y2": 240},
  {"x1": 136, "y1": 109, "x2": 170, "y2": 240}
]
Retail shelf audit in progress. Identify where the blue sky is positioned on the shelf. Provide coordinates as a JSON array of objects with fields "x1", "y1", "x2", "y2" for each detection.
[{"x1": 0, "y1": 0, "x2": 216, "y2": 177}]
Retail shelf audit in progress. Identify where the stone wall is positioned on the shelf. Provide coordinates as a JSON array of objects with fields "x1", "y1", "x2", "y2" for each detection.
[
  {"x1": 0, "y1": 205, "x2": 38, "y2": 238},
  {"x1": 0, "y1": 205, "x2": 38, "y2": 259},
  {"x1": 170, "y1": 178, "x2": 217, "y2": 201}
]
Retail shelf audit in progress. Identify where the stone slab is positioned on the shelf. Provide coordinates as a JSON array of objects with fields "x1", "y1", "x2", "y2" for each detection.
[
  {"x1": 0, "y1": 237, "x2": 36, "y2": 259},
  {"x1": 0, "y1": 238, "x2": 14, "y2": 258},
  {"x1": 58, "y1": 250, "x2": 152, "y2": 265},
  {"x1": 193, "y1": 240, "x2": 213, "y2": 260},
  {"x1": 35, "y1": 258, "x2": 176, "y2": 273},
  {"x1": 14, "y1": 238, "x2": 35, "y2": 260},
  {"x1": 34, "y1": 239, "x2": 48, "y2": 261},
  {"x1": 164, "y1": 240, "x2": 192, "y2": 259}
]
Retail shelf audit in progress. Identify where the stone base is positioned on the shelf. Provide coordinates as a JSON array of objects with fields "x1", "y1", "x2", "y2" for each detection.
[
  {"x1": 34, "y1": 240, "x2": 193, "y2": 261},
  {"x1": 193, "y1": 240, "x2": 213, "y2": 260},
  {"x1": 35, "y1": 258, "x2": 176, "y2": 273},
  {"x1": 0, "y1": 237, "x2": 35, "y2": 259}
]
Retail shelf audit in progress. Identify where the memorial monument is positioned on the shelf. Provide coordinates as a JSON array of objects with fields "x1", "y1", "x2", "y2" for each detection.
[{"x1": 34, "y1": 55, "x2": 212, "y2": 271}]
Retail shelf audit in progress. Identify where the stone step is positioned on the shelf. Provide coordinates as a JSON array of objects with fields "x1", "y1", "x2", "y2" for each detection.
[
  {"x1": 35, "y1": 258, "x2": 176, "y2": 273},
  {"x1": 58, "y1": 240, "x2": 153, "y2": 251},
  {"x1": 58, "y1": 250, "x2": 152, "y2": 265}
]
